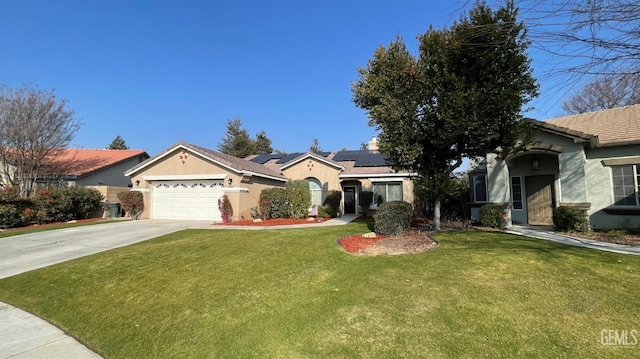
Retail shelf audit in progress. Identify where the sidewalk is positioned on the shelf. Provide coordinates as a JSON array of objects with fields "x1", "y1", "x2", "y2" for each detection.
[
  {"x1": 0, "y1": 302, "x2": 102, "y2": 359},
  {"x1": 505, "y1": 225, "x2": 640, "y2": 256}
]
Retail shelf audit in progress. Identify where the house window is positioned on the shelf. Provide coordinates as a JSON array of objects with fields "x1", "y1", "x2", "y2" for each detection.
[
  {"x1": 308, "y1": 178, "x2": 323, "y2": 207},
  {"x1": 511, "y1": 177, "x2": 523, "y2": 210},
  {"x1": 612, "y1": 165, "x2": 640, "y2": 206},
  {"x1": 473, "y1": 174, "x2": 488, "y2": 202},
  {"x1": 373, "y1": 182, "x2": 403, "y2": 205}
]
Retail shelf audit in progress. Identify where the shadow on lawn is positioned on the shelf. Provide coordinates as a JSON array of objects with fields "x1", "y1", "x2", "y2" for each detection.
[{"x1": 432, "y1": 230, "x2": 610, "y2": 260}]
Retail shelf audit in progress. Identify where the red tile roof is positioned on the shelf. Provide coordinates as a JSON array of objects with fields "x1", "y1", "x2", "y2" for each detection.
[{"x1": 43, "y1": 149, "x2": 148, "y2": 177}]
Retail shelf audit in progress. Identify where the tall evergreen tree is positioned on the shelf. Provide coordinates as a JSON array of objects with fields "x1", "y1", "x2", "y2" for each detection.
[
  {"x1": 352, "y1": 0, "x2": 538, "y2": 230},
  {"x1": 108, "y1": 135, "x2": 129, "y2": 150},
  {"x1": 218, "y1": 118, "x2": 257, "y2": 157},
  {"x1": 254, "y1": 130, "x2": 273, "y2": 154}
]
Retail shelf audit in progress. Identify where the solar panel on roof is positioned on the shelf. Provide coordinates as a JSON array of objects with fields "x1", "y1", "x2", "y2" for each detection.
[
  {"x1": 333, "y1": 150, "x2": 369, "y2": 162},
  {"x1": 354, "y1": 152, "x2": 389, "y2": 167},
  {"x1": 276, "y1": 152, "x2": 304, "y2": 164},
  {"x1": 250, "y1": 153, "x2": 285, "y2": 164}
]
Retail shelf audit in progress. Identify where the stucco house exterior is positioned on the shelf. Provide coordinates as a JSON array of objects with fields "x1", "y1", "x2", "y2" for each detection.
[
  {"x1": 471, "y1": 104, "x2": 640, "y2": 230},
  {"x1": 124, "y1": 138, "x2": 416, "y2": 222},
  {"x1": 0, "y1": 148, "x2": 149, "y2": 190}
]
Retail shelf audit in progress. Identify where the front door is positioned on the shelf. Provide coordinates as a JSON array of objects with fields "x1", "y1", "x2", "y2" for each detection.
[
  {"x1": 525, "y1": 175, "x2": 555, "y2": 226},
  {"x1": 344, "y1": 187, "x2": 356, "y2": 214}
]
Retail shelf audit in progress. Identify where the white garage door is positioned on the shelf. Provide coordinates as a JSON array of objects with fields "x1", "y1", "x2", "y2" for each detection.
[{"x1": 152, "y1": 181, "x2": 224, "y2": 221}]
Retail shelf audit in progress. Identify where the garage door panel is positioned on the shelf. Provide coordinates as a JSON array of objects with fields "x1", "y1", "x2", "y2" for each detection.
[{"x1": 152, "y1": 181, "x2": 223, "y2": 221}]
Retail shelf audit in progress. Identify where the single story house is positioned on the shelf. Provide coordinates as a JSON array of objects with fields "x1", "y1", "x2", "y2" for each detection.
[
  {"x1": 34, "y1": 149, "x2": 150, "y2": 189},
  {"x1": 124, "y1": 138, "x2": 416, "y2": 222},
  {"x1": 0, "y1": 148, "x2": 149, "y2": 190},
  {"x1": 470, "y1": 104, "x2": 640, "y2": 230}
]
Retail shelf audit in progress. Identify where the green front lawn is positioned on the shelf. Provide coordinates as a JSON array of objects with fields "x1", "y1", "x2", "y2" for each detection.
[{"x1": 0, "y1": 222, "x2": 638, "y2": 358}]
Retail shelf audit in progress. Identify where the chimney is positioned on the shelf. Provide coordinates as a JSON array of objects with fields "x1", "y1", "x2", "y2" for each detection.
[{"x1": 368, "y1": 137, "x2": 378, "y2": 151}]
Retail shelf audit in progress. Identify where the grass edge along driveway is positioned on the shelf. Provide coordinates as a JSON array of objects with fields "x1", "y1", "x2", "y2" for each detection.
[{"x1": 0, "y1": 222, "x2": 638, "y2": 358}]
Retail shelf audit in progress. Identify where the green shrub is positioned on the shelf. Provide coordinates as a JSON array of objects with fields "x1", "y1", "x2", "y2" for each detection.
[
  {"x1": 553, "y1": 206, "x2": 589, "y2": 232},
  {"x1": 117, "y1": 191, "x2": 144, "y2": 220},
  {"x1": 317, "y1": 204, "x2": 333, "y2": 218},
  {"x1": 35, "y1": 189, "x2": 74, "y2": 223},
  {"x1": 358, "y1": 191, "x2": 374, "y2": 216},
  {"x1": 374, "y1": 201, "x2": 413, "y2": 236},
  {"x1": 323, "y1": 190, "x2": 342, "y2": 218},
  {"x1": 479, "y1": 204, "x2": 506, "y2": 229},
  {"x1": 286, "y1": 180, "x2": 311, "y2": 219},
  {"x1": 65, "y1": 187, "x2": 104, "y2": 219},
  {"x1": 0, "y1": 187, "x2": 33, "y2": 228},
  {"x1": 259, "y1": 188, "x2": 289, "y2": 219},
  {"x1": 35, "y1": 187, "x2": 104, "y2": 223},
  {"x1": 0, "y1": 204, "x2": 21, "y2": 228}
]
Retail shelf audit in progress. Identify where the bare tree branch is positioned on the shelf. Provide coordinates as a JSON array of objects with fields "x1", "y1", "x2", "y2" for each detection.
[{"x1": 0, "y1": 84, "x2": 81, "y2": 196}]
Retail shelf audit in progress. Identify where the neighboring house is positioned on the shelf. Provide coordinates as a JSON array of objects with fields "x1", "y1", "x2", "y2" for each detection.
[
  {"x1": 473, "y1": 104, "x2": 640, "y2": 230},
  {"x1": 35, "y1": 149, "x2": 150, "y2": 189},
  {"x1": 124, "y1": 138, "x2": 416, "y2": 222},
  {"x1": 0, "y1": 149, "x2": 149, "y2": 190}
]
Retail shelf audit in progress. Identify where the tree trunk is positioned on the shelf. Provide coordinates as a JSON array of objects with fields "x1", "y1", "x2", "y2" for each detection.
[{"x1": 433, "y1": 197, "x2": 441, "y2": 231}]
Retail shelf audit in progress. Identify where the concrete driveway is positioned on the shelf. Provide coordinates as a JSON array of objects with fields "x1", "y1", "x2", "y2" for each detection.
[
  {"x1": 0, "y1": 219, "x2": 215, "y2": 359},
  {"x1": 0, "y1": 219, "x2": 215, "y2": 280}
]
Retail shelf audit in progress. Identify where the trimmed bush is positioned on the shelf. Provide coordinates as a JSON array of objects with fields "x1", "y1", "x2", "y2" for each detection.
[
  {"x1": 553, "y1": 206, "x2": 589, "y2": 232},
  {"x1": 358, "y1": 191, "x2": 374, "y2": 216},
  {"x1": 259, "y1": 188, "x2": 289, "y2": 219},
  {"x1": 479, "y1": 204, "x2": 506, "y2": 229},
  {"x1": 35, "y1": 187, "x2": 104, "y2": 223},
  {"x1": 374, "y1": 201, "x2": 413, "y2": 236},
  {"x1": 323, "y1": 190, "x2": 342, "y2": 218},
  {"x1": 117, "y1": 191, "x2": 144, "y2": 220},
  {"x1": 286, "y1": 180, "x2": 311, "y2": 219}
]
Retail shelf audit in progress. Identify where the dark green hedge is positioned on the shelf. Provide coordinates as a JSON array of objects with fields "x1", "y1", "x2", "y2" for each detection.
[
  {"x1": 553, "y1": 206, "x2": 589, "y2": 232},
  {"x1": 374, "y1": 201, "x2": 413, "y2": 236},
  {"x1": 479, "y1": 204, "x2": 506, "y2": 229}
]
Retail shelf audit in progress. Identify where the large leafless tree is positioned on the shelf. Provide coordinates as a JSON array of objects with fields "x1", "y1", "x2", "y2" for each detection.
[
  {"x1": 472, "y1": 0, "x2": 639, "y2": 110},
  {"x1": 0, "y1": 85, "x2": 81, "y2": 197},
  {"x1": 562, "y1": 73, "x2": 640, "y2": 114}
]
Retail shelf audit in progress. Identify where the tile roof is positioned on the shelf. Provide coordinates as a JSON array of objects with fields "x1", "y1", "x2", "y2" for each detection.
[
  {"x1": 42, "y1": 149, "x2": 148, "y2": 177},
  {"x1": 125, "y1": 142, "x2": 287, "y2": 181},
  {"x1": 545, "y1": 104, "x2": 640, "y2": 146}
]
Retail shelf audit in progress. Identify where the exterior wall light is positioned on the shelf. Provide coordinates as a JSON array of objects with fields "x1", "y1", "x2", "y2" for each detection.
[
  {"x1": 228, "y1": 178, "x2": 233, "y2": 187},
  {"x1": 532, "y1": 157, "x2": 540, "y2": 171}
]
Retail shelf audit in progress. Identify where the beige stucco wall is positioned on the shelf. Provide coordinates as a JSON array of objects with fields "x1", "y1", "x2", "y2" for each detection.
[
  {"x1": 282, "y1": 158, "x2": 342, "y2": 192},
  {"x1": 127, "y1": 148, "x2": 286, "y2": 221},
  {"x1": 127, "y1": 148, "x2": 416, "y2": 221}
]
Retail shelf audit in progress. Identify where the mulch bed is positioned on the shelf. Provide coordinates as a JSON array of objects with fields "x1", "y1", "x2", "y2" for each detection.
[{"x1": 339, "y1": 229, "x2": 438, "y2": 255}]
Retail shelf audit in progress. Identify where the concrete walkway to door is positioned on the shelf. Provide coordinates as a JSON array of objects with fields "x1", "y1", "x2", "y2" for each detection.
[{"x1": 505, "y1": 225, "x2": 640, "y2": 256}]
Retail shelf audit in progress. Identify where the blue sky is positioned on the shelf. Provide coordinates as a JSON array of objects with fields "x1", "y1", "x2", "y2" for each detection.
[{"x1": 1, "y1": 0, "x2": 570, "y2": 156}]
